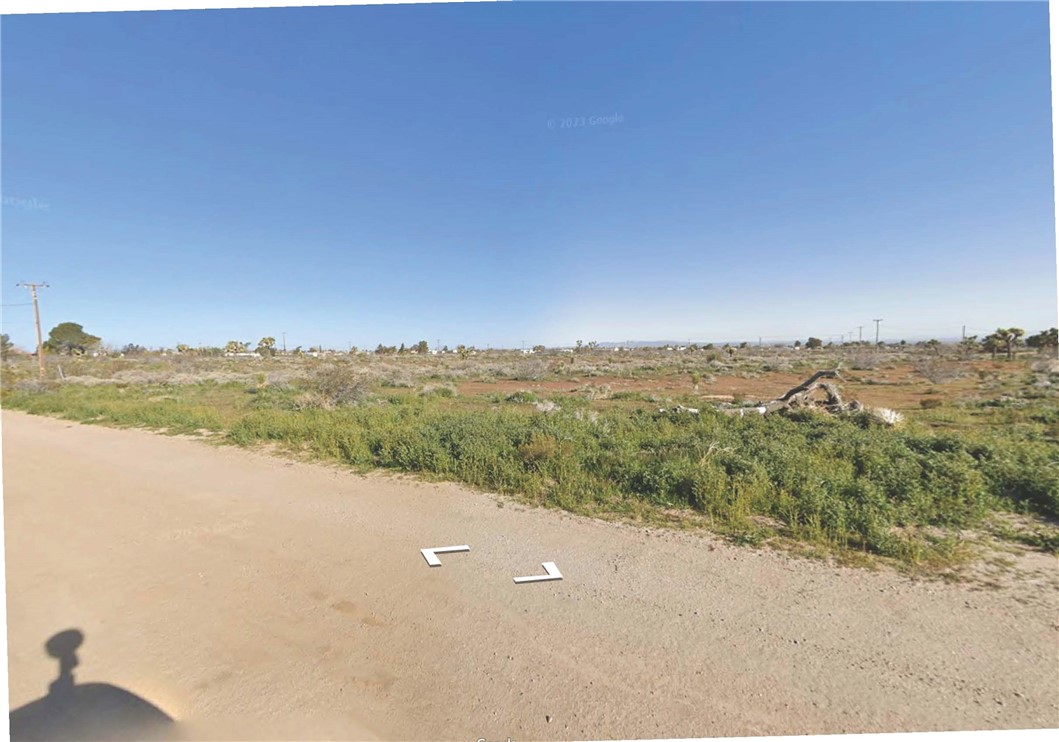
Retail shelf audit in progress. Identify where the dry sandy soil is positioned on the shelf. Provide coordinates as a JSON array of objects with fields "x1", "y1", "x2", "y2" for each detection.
[
  {"x1": 454, "y1": 360, "x2": 1027, "y2": 412},
  {"x1": 3, "y1": 411, "x2": 1057, "y2": 740}
]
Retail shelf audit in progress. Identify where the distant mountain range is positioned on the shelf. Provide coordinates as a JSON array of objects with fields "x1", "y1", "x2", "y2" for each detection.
[{"x1": 589, "y1": 337, "x2": 965, "y2": 348}]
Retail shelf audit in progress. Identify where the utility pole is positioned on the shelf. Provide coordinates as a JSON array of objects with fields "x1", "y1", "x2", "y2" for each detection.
[
  {"x1": 962, "y1": 325, "x2": 966, "y2": 340},
  {"x1": 16, "y1": 281, "x2": 48, "y2": 378},
  {"x1": 873, "y1": 319, "x2": 883, "y2": 347},
  {"x1": 282, "y1": 332, "x2": 286, "y2": 354},
  {"x1": 858, "y1": 326, "x2": 864, "y2": 344}
]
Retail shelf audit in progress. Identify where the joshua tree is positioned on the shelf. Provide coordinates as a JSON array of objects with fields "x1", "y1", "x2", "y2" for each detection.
[
  {"x1": 985, "y1": 328, "x2": 1024, "y2": 360},
  {"x1": 957, "y1": 335, "x2": 979, "y2": 360},
  {"x1": 1026, "y1": 328, "x2": 1058, "y2": 351},
  {"x1": 256, "y1": 337, "x2": 276, "y2": 356}
]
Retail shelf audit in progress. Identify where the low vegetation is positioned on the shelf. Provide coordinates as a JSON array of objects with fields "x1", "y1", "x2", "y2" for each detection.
[{"x1": 3, "y1": 339, "x2": 1057, "y2": 574}]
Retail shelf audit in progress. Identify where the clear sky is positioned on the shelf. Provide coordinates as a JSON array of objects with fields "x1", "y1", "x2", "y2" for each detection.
[{"x1": 1, "y1": 1, "x2": 1055, "y2": 350}]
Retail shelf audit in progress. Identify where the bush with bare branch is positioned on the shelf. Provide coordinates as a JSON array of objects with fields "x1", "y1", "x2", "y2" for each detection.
[
  {"x1": 913, "y1": 358, "x2": 964, "y2": 384},
  {"x1": 305, "y1": 365, "x2": 372, "y2": 407},
  {"x1": 512, "y1": 359, "x2": 548, "y2": 381},
  {"x1": 850, "y1": 352, "x2": 881, "y2": 370}
]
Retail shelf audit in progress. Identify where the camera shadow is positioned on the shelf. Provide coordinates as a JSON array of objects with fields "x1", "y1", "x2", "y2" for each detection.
[{"x1": 9, "y1": 628, "x2": 175, "y2": 741}]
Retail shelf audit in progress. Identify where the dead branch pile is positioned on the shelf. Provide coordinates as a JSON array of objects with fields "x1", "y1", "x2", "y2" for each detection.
[
  {"x1": 716, "y1": 370, "x2": 902, "y2": 425},
  {"x1": 762, "y1": 370, "x2": 863, "y2": 414}
]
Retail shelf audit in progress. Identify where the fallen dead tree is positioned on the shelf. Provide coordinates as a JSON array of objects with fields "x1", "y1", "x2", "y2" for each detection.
[
  {"x1": 762, "y1": 370, "x2": 862, "y2": 414},
  {"x1": 717, "y1": 370, "x2": 903, "y2": 426}
]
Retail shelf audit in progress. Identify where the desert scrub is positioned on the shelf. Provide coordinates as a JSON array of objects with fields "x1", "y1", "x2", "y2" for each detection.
[
  {"x1": 302, "y1": 365, "x2": 373, "y2": 407},
  {"x1": 5, "y1": 381, "x2": 1058, "y2": 567},
  {"x1": 418, "y1": 383, "x2": 457, "y2": 398},
  {"x1": 575, "y1": 383, "x2": 613, "y2": 401},
  {"x1": 512, "y1": 359, "x2": 548, "y2": 381},
  {"x1": 611, "y1": 390, "x2": 649, "y2": 402}
]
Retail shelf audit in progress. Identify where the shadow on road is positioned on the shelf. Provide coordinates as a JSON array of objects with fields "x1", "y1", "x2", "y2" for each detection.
[{"x1": 9, "y1": 628, "x2": 175, "y2": 741}]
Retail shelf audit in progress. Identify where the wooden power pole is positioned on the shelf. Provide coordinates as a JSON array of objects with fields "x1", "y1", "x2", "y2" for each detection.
[{"x1": 16, "y1": 281, "x2": 48, "y2": 378}]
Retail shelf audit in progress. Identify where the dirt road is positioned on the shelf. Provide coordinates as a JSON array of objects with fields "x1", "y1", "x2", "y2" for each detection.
[{"x1": 3, "y1": 411, "x2": 1057, "y2": 740}]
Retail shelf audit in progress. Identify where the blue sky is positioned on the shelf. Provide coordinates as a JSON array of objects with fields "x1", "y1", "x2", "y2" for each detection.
[{"x1": 1, "y1": 2, "x2": 1055, "y2": 350}]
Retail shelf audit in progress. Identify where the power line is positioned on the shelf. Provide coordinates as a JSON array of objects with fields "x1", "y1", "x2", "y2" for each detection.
[{"x1": 873, "y1": 318, "x2": 883, "y2": 347}]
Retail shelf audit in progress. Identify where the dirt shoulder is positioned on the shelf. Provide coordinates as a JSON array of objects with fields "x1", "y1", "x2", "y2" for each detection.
[{"x1": 3, "y1": 411, "x2": 1057, "y2": 739}]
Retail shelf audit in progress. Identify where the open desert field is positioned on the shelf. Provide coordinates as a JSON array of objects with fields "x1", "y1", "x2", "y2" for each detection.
[{"x1": 3, "y1": 343, "x2": 1058, "y2": 574}]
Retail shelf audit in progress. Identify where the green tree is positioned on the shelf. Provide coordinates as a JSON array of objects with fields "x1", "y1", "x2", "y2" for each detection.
[
  {"x1": 924, "y1": 339, "x2": 941, "y2": 355},
  {"x1": 532, "y1": 344, "x2": 546, "y2": 353},
  {"x1": 44, "y1": 322, "x2": 101, "y2": 356},
  {"x1": 1, "y1": 333, "x2": 13, "y2": 360},
  {"x1": 415, "y1": 340, "x2": 430, "y2": 354},
  {"x1": 806, "y1": 337, "x2": 823, "y2": 349},
  {"x1": 176, "y1": 343, "x2": 192, "y2": 354},
  {"x1": 225, "y1": 340, "x2": 249, "y2": 354}
]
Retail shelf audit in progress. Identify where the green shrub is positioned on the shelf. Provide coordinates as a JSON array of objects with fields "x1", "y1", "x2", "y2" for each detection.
[{"x1": 7, "y1": 379, "x2": 1059, "y2": 565}]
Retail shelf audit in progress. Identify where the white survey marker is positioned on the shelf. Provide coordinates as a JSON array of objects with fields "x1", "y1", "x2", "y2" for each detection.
[
  {"x1": 420, "y1": 545, "x2": 470, "y2": 567},
  {"x1": 513, "y1": 561, "x2": 563, "y2": 584}
]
